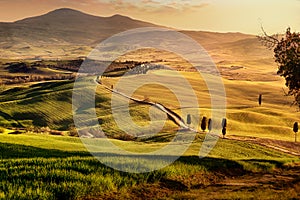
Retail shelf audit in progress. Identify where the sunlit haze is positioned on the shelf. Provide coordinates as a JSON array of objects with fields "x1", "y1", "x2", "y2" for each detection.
[{"x1": 0, "y1": 0, "x2": 299, "y2": 34}]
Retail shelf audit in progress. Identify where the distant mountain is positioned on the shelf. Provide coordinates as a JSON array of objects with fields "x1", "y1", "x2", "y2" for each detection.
[
  {"x1": 0, "y1": 8, "x2": 275, "y2": 78},
  {"x1": 0, "y1": 8, "x2": 158, "y2": 47}
]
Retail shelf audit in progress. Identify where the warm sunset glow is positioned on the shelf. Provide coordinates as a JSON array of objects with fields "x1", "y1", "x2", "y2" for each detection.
[{"x1": 0, "y1": 0, "x2": 299, "y2": 34}]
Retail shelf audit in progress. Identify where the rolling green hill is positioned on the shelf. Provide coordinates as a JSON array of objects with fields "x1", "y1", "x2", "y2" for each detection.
[
  {"x1": 0, "y1": 69, "x2": 299, "y2": 142},
  {"x1": 0, "y1": 79, "x2": 177, "y2": 139},
  {"x1": 0, "y1": 133, "x2": 298, "y2": 199},
  {"x1": 0, "y1": 80, "x2": 75, "y2": 130}
]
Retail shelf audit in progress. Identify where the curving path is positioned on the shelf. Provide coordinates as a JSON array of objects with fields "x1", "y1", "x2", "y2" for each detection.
[{"x1": 96, "y1": 78, "x2": 197, "y2": 132}]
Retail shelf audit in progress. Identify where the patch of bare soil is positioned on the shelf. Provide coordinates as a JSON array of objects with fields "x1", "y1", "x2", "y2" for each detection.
[
  {"x1": 84, "y1": 165, "x2": 300, "y2": 200},
  {"x1": 183, "y1": 165, "x2": 300, "y2": 200}
]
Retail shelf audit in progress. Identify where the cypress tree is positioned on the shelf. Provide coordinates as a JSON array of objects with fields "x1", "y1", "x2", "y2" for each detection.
[
  {"x1": 222, "y1": 118, "x2": 227, "y2": 128},
  {"x1": 208, "y1": 118, "x2": 212, "y2": 132},
  {"x1": 258, "y1": 94, "x2": 262, "y2": 106},
  {"x1": 186, "y1": 114, "x2": 191, "y2": 126},
  {"x1": 222, "y1": 127, "x2": 226, "y2": 138},
  {"x1": 201, "y1": 117, "x2": 207, "y2": 132},
  {"x1": 293, "y1": 122, "x2": 298, "y2": 142}
]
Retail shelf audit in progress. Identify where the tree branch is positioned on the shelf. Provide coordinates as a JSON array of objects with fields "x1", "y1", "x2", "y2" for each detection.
[{"x1": 257, "y1": 25, "x2": 280, "y2": 50}]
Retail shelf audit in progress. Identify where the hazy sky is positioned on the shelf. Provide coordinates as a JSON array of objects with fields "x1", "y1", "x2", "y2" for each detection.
[{"x1": 0, "y1": 0, "x2": 299, "y2": 34}]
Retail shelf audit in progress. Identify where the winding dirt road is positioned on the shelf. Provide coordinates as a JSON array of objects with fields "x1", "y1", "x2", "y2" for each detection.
[{"x1": 97, "y1": 78, "x2": 196, "y2": 131}]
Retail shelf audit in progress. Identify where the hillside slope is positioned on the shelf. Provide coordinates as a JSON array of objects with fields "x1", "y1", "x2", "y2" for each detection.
[{"x1": 0, "y1": 71, "x2": 299, "y2": 141}]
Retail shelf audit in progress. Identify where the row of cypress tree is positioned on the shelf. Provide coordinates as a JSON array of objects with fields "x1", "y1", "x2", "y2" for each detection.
[
  {"x1": 187, "y1": 114, "x2": 298, "y2": 142},
  {"x1": 186, "y1": 115, "x2": 227, "y2": 138}
]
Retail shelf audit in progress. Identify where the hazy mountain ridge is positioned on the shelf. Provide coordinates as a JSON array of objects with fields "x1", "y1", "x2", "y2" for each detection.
[
  {"x1": 0, "y1": 8, "x2": 157, "y2": 46},
  {"x1": 0, "y1": 8, "x2": 260, "y2": 48},
  {"x1": 0, "y1": 8, "x2": 275, "y2": 78}
]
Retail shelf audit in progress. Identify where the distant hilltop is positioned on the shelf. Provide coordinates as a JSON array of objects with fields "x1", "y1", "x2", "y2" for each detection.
[
  {"x1": 0, "y1": 8, "x2": 158, "y2": 46},
  {"x1": 0, "y1": 8, "x2": 273, "y2": 74}
]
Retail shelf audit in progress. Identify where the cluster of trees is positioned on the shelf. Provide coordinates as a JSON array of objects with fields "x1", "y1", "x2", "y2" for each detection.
[
  {"x1": 102, "y1": 60, "x2": 149, "y2": 76},
  {"x1": 101, "y1": 61, "x2": 166, "y2": 77},
  {"x1": 5, "y1": 62, "x2": 38, "y2": 73},
  {"x1": 25, "y1": 126, "x2": 64, "y2": 135},
  {"x1": 106, "y1": 60, "x2": 146, "y2": 72},
  {"x1": 187, "y1": 115, "x2": 228, "y2": 138},
  {"x1": 5, "y1": 59, "x2": 83, "y2": 73},
  {"x1": 2, "y1": 74, "x2": 75, "y2": 85},
  {"x1": 0, "y1": 125, "x2": 80, "y2": 137},
  {"x1": 187, "y1": 114, "x2": 298, "y2": 142},
  {"x1": 126, "y1": 63, "x2": 165, "y2": 75},
  {"x1": 0, "y1": 59, "x2": 82, "y2": 85},
  {"x1": 45, "y1": 59, "x2": 83, "y2": 72}
]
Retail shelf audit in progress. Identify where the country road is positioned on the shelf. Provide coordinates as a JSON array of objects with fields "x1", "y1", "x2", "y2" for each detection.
[{"x1": 96, "y1": 77, "x2": 196, "y2": 131}]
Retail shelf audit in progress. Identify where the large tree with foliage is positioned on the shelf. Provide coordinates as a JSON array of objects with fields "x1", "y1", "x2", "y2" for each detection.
[{"x1": 259, "y1": 28, "x2": 300, "y2": 108}]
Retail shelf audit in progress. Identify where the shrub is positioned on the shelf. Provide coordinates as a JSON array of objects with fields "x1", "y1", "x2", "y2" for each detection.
[
  {"x1": 25, "y1": 126, "x2": 35, "y2": 133},
  {"x1": 68, "y1": 125, "x2": 79, "y2": 137},
  {"x1": 40, "y1": 126, "x2": 51, "y2": 133}
]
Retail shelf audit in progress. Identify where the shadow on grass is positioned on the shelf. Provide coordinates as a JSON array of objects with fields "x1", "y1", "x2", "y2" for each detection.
[
  {"x1": 0, "y1": 142, "x2": 91, "y2": 159},
  {"x1": 0, "y1": 141, "x2": 296, "y2": 200},
  {"x1": 0, "y1": 111, "x2": 24, "y2": 128},
  {"x1": 0, "y1": 142, "x2": 284, "y2": 175},
  {"x1": 139, "y1": 133, "x2": 176, "y2": 143},
  {"x1": 177, "y1": 156, "x2": 246, "y2": 176}
]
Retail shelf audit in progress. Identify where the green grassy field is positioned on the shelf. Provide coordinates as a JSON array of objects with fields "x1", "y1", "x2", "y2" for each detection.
[
  {"x1": 102, "y1": 70, "x2": 300, "y2": 141},
  {"x1": 1, "y1": 69, "x2": 299, "y2": 141},
  {"x1": 0, "y1": 77, "x2": 178, "y2": 138},
  {"x1": 0, "y1": 80, "x2": 75, "y2": 130},
  {"x1": 0, "y1": 67, "x2": 300, "y2": 199},
  {"x1": 0, "y1": 133, "x2": 298, "y2": 200}
]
